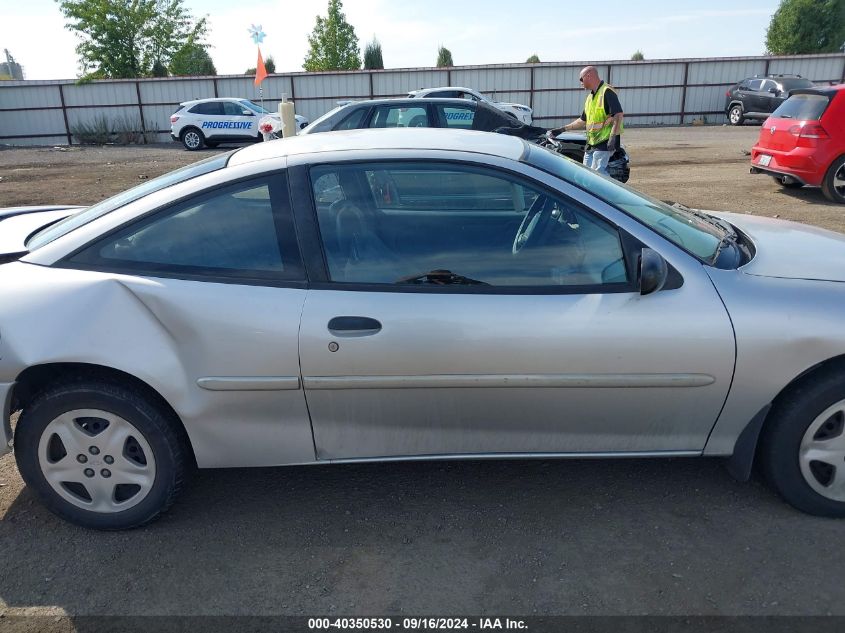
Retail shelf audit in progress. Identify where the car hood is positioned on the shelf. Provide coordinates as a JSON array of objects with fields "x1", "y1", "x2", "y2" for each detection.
[
  {"x1": 711, "y1": 211, "x2": 845, "y2": 282},
  {"x1": 0, "y1": 208, "x2": 79, "y2": 257}
]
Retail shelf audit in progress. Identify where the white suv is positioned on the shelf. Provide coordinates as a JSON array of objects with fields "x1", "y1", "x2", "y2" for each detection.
[
  {"x1": 408, "y1": 87, "x2": 532, "y2": 124},
  {"x1": 170, "y1": 98, "x2": 309, "y2": 151}
]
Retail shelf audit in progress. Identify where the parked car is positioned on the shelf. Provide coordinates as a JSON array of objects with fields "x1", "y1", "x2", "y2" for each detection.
[
  {"x1": 0, "y1": 205, "x2": 82, "y2": 263},
  {"x1": 170, "y1": 98, "x2": 309, "y2": 151},
  {"x1": 750, "y1": 85, "x2": 845, "y2": 203},
  {"x1": 725, "y1": 74, "x2": 815, "y2": 126},
  {"x1": 408, "y1": 86, "x2": 533, "y2": 124},
  {"x1": 6, "y1": 129, "x2": 845, "y2": 529},
  {"x1": 302, "y1": 98, "x2": 630, "y2": 182}
]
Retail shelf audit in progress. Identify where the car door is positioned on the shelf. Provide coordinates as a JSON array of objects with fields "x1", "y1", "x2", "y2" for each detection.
[
  {"x1": 64, "y1": 171, "x2": 315, "y2": 467},
  {"x1": 192, "y1": 101, "x2": 225, "y2": 136},
  {"x1": 760, "y1": 80, "x2": 784, "y2": 112},
  {"x1": 744, "y1": 79, "x2": 766, "y2": 114},
  {"x1": 221, "y1": 100, "x2": 256, "y2": 139},
  {"x1": 295, "y1": 158, "x2": 735, "y2": 460}
]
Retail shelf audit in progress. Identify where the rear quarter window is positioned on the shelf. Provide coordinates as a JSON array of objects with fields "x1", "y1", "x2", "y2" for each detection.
[{"x1": 773, "y1": 94, "x2": 831, "y2": 121}]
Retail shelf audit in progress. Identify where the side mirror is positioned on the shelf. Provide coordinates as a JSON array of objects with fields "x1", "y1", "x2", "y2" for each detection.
[
  {"x1": 768, "y1": 87, "x2": 778, "y2": 94},
  {"x1": 242, "y1": 109, "x2": 254, "y2": 116},
  {"x1": 639, "y1": 248, "x2": 668, "y2": 295}
]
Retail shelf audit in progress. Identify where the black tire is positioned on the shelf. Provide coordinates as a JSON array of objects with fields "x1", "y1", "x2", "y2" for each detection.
[
  {"x1": 728, "y1": 104, "x2": 744, "y2": 126},
  {"x1": 759, "y1": 371, "x2": 845, "y2": 517},
  {"x1": 771, "y1": 175, "x2": 804, "y2": 189},
  {"x1": 14, "y1": 380, "x2": 187, "y2": 530},
  {"x1": 180, "y1": 127, "x2": 205, "y2": 151},
  {"x1": 821, "y1": 155, "x2": 845, "y2": 204}
]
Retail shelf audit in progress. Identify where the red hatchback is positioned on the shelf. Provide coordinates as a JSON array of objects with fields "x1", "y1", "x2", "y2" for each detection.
[{"x1": 750, "y1": 85, "x2": 845, "y2": 203}]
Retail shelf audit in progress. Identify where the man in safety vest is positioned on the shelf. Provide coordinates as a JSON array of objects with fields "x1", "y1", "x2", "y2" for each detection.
[{"x1": 550, "y1": 66, "x2": 624, "y2": 176}]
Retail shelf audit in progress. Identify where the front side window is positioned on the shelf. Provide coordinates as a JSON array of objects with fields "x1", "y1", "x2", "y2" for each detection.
[
  {"x1": 368, "y1": 106, "x2": 428, "y2": 128},
  {"x1": 310, "y1": 162, "x2": 628, "y2": 288},
  {"x1": 69, "y1": 174, "x2": 303, "y2": 282},
  {"x1": 223, "y1": 101, "x2": 247, "y2": 116}
]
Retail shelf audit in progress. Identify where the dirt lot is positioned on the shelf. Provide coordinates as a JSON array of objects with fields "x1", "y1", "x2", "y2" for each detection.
[
  {"x1": 2, "y1": 125, "x2": 843, "y2": 233},
  {"x1": 1, "y1": 127, "x2": 845, "y2": 623}
]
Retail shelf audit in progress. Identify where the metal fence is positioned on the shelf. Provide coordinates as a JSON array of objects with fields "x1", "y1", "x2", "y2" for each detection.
[{"x1": 1, "y1": 53, "x2": 843, "y2": 146}]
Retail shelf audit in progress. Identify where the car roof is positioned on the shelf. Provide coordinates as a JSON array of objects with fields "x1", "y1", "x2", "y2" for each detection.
[
  {"x1": 181, "y1": 97, "x2": 249, "y2": 105},
  {"x1": 340, "y1": 97, "x2": 481, "y2": 108},
  {"x1": 411, "y1": 87, "x2": 476, "y2": 93},
  {"x1": 227, "y1": 128, "x2": 526, "y2": 167}
]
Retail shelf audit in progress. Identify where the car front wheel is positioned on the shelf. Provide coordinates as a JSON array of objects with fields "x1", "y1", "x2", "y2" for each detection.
[
  {"x1": 14, "y1": 380, "x2": 188, "y2": 529},
  {"x1": 821, "y1": 155, "x2": 845, "y2": 204},
  {"x1": 760, "y1": 371, "x2": 845, "y2": 517},
  {"x1": 728, "y1": 105, "x2": 744, "y2": 126},
  {"x1": 180, "y1": 127, "x2": 205, "y2": 151}
]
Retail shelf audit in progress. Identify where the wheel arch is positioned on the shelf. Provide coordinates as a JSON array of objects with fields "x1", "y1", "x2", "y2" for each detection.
[
  {"x1": 11, "y1": 362, "x2": 196, "y2": 467},
  {"x1": 725, "y1": 354, "x2": 845, "y2": 480}
]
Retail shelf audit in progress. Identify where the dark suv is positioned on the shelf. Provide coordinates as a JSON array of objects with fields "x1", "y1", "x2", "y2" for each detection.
[{"x1": 724, "y1": 74, "x2": 814, "y2": 125}]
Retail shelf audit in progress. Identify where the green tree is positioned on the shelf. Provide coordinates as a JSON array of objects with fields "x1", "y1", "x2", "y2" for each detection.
[
  {"x1": 245, "y1": 55, "x2": 274, "y2": 75},
  {"x1": 170, "y1": 43, "x2": 216, "y2": 76},
  {"x1": 150, "y1": 59, "x2": 169, "y2": 77},
  {"x1": 765, "y1": 0, "x2": 845, "y2": 54},
  {"x1": 57, "y1": 0, "x2": 209, "y2": 79},
  {"x1": 303, "y1": 0, "x2": 361, "y2": 71},
  {"x1": 631, "y1": 50, "x2": 645, "y2": 61},
  {"x1": 526, "y1": 54, "x2": 540, "y2": 63},
  {"x1": 364, "y1": 37, "x2": 384, "y2": 70},
  {"x1": 436, "y1": 46, "x2": 453, "y2": 68}
]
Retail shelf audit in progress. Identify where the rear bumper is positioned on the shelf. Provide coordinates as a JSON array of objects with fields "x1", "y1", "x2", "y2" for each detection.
[
  {"x1": 750, "y1": 145, "x2": 826, "y2": 187},
  {"x1": 1, "y1": 382, "x2": 13, "y2": 456}
]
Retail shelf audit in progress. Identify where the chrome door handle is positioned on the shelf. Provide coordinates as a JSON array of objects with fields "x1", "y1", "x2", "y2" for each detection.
[{"x1": 328, "y1": 316, "x2": 382, "y2": 336}]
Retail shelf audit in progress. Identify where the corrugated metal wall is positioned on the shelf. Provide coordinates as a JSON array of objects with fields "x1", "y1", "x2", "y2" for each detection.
[{"x1": 1, "y1": 53, "x2": 842, "y2": 145}]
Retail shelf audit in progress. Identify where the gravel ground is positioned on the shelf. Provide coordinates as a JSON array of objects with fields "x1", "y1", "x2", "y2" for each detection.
[{"x1": 1, "y1": 126, "x2": 844, "y2": 620}]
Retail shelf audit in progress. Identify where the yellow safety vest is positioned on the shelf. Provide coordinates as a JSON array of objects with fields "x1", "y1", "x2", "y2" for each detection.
[{"x1": 584, "y1": 82, "x2": 623, "y2": 147}]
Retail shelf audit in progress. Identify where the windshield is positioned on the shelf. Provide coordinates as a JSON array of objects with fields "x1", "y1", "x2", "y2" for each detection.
[
  {"x1": 524, "y1": 143, "x2": 726, "y2": 261},
  {"x1": 240, "y1": 99, "x2": 271, "y2": 114},
  {"x1": 772, "y1": 93, "x2": 830, "y2": 121},
  {"x1": 27, "y1": 152, "x2": 231, "y2": 250},
  {"x1": 301, "y1": 105, "x2": 348, "y2": 134}
]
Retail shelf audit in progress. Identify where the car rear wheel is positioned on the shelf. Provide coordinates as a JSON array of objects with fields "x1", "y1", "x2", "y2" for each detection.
[
  {"x1": 180, "y1": 127, "x2": 205, "y2": 151},
  {"x1": 14, "y1": 380, "x2": 188, "y2": 529},
  {"x1": 821, "y1": 155, "x2": 845, "y2": 204},
  {"x1": 759, "y1": 371, "x2": 845, "y2": 517},
  {"x1": 728, "y1": 105, "x2": 744, "y2": 126},
  {"x1": 772, "y1": 175, "x2": 804, "y2": 189}
]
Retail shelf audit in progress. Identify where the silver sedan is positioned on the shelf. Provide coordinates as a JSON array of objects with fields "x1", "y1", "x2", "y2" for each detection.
[{"x1": 2, "y1": 129, "x2": 845, "y2": 529}]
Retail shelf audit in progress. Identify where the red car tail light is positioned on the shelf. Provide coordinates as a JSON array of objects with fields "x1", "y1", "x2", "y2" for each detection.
[
  {"x1": 788, "y1": 123, "x2": 829, "y2": 139},
  {"x1": 170, "y1": 115, "x2": 180, "y2": 123},
  {"x1": 787, "y1": 122, "x2": 830, "y2": 148}
]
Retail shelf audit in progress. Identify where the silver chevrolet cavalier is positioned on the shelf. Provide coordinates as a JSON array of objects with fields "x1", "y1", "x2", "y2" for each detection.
[{"x1": 2, "y1": 129, "x2": 845, "y2": 529}]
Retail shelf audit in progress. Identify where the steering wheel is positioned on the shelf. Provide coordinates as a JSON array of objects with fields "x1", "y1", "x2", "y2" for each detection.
[{"x1": 512, "y1": 195, "x2": 551, "y2": 254}]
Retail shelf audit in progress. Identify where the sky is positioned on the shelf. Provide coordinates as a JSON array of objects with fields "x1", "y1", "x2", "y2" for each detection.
[{"x1": 2, "y1": 0, "x2": 781, "y2": 81}]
